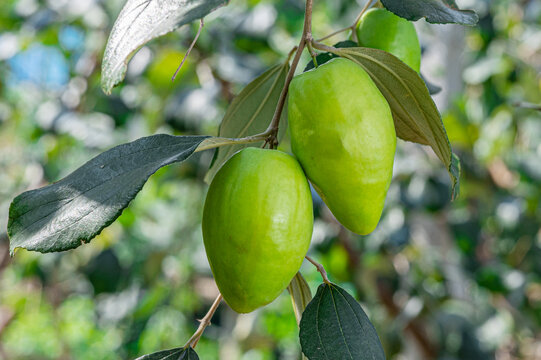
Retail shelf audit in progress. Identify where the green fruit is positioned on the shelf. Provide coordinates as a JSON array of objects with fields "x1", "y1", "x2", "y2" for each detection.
[
  {"x1": 202, "y1": 148, "x2": 313, "y2": 313},
  {"x1": 288, "y1": 58, "x2": 396, "y2": 235},
  {"x1": 357, "y1": 8, "x2": 421, "y2": 72}
]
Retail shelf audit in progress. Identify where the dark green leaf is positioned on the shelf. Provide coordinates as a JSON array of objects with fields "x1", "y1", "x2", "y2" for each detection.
[
  {"x1": 304, "y1": 53, "x2": 337, "y2": 72},
  {"x1": 204, "y1": 63, "x2": 289, "y2": 183},
  {"x1": 381, "y1": 0, "x2": 478, "y2": 25},
  {"x1": 8, "y1": 135, "x2": 208, "y2": 254},
  {"x1": 101, "y1": 0, "x2": 229, "y2": 94},
  {"x1": 135, "y1": 347, "x2": 199, "y2": 360},
  {"x1": 333, "y1": 41, "x2": 358, "y2": 49},
  {"x1": 332, "y1": 47, "x2": 460, "y2": 199},
  {"x1": 299, "y1": 283, "x2": 385, "y2": 360},
  {"x1": 304, "y1": 41, "x2": 357, "y2": 72}
]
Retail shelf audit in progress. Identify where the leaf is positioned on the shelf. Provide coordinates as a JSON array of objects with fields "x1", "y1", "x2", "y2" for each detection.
[
  {"x1": 204, "y1": 62, "x2": 289, "y2": 183},
  {"x1": 288, "y1": 272, "x2": 312, "y2": 360},
  {"x1": 101, "y1": 0, "x2": 228, "y2": 94},
  {"x1": 135, "y1": 347, "x2": 199, "y2": 360},
  {"x1": 299, "y1": 283, "x2": 385, "y2": 360},
  {"x1": 332, "y1": 47, "x2": 460, "y2": 199},
  {"x1": 288, "y1": 272, "x2": 312, "y2": 325},
  {"x1": 8, "y1": 135, "x2": 208, "y2": 254},
  {"x1": 380, "y1": 0, "x2": 478, "y2": 25},
  {"x1": 304, "y1": 41, "x2": 357, "y2": 72}
]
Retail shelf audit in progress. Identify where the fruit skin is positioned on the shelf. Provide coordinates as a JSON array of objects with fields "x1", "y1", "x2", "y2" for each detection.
[
  {"x1": 202, "y1": 148, "x2": 313, "y2": 313},
  {"x1": 357, "y1": 8, "x2": 421, "y2": 72},
  {"x1": 288, "y1": 57, "x2": 396, "y2": 235}
]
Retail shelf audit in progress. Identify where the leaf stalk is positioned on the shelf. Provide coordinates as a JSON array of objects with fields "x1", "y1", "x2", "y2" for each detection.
[
  {"x1": 316, "y1": 0, "x2": 375, "y2": 43},
  {"x1": 172, "y1": 18, "x2": 204, "y2": 81},
  {"x1": 305, "y1": 256, "x2": 331, "y2": 285},
  {"x1": 184, "y1": 293, "x2": 223, "y2": 349},
  {"x1": 263, "y1": 0, "x2": 314, "y2": 148}
]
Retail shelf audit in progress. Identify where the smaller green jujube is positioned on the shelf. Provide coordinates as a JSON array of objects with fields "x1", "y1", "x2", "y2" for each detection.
[
  {"x1": 288, "y1": 57, "x2": 396, "y2": 235},
  {"x1": 357, "y1": 8, "x2": 421, "y2": 72},
  {"x1": 202, "y1": 148, "x2": 313, "y2": 313}
]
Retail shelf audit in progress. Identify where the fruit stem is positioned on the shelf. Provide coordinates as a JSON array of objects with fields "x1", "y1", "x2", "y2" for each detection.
[
  {"x1": 306, "y1": 37, "x2": 319, "y2": 68},
  {"x1": 194, "y1": 0, "x2": 376, "y2": 154},
  {"x1": 351, "y1": 0, "x2": 376, "y2": 41},
  {"x1": 305, "y1": 256, "x2": 331, "y2": 285},
  {"x1": 263, "y1": 0, "x2": 314, "y2": 148},
  {"x1": 316, "y1": 0, "x2": 375, "y2": 43},
  {"x1": 311, "y1": 41, "x2": 340, "y2": 55},
  {"x1": 184, "y1": 293, "x2": 223, "y2": 349},
  {"x1": 316, "y1": 25, "x2": 352, "y2": 43}
]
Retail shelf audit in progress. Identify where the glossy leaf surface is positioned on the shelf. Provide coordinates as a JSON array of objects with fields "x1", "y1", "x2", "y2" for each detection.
[{"x1": 8, "y1": 135, "x2": 208, "y2": 254}]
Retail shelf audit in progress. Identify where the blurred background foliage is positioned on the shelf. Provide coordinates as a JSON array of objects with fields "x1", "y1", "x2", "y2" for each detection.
[{"x1": 1, "y1": 0, "x2": 540, "y2": 359}]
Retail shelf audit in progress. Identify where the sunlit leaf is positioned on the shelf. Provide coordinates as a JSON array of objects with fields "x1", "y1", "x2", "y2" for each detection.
[
  {"x1": 8, "y1": 135, "x2": 208, "y2": 254},
  {"x1": 101, "y1": 0, "x2": 228, "y2": 94}
]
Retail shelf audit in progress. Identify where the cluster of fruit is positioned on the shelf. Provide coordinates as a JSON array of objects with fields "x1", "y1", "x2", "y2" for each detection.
[{"x1": 203, "y1": 9, "x2": 420, "y2": 313}]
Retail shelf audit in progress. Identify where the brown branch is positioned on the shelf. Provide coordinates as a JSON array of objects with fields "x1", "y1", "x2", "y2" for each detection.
[
  {"x1": 305, "y1": 256, "x2": 331, "y2": 284},
  {"x1": 184, "y1": 293, "x2": 222, "y2": 349},
  {"x1": 264, "y1": 0, "x2": 314, "y2": 148},
  {"x1": 172, "y1": 18, "x2": 204, "y2": 81},
  {"x1": 316, "y1": 0, "x2": 375, "y2": 43}
]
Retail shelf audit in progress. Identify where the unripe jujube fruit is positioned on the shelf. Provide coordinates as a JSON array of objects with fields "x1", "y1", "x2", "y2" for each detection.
[
  {"x1": 288, "y1": 58, "x2": 396, "y2": 235},
  {"x1": 202, "y1": 148, "x2": 313, "y2": 313},
  {"x1": 357, "y1": 8, "x2": 421, "y2": 72}
]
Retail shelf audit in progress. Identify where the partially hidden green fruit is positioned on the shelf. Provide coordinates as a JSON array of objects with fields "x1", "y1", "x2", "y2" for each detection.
[
  {"x1": 202, "y1": 148, "x2": 313, "y2": 313},
  {"x1": 357, "y1": 8, "x2": 421, "y2": 72},
  {"x1": 288, "y1": 58, "x2": 396, "y2": 235}
]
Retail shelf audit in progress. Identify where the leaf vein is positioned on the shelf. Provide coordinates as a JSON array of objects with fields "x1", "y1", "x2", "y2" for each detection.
[{"x1": 329, "y1": 285, "x2": 354, "y2": 359}]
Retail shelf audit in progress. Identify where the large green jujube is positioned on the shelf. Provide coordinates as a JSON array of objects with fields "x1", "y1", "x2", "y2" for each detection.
[
  {"x1": 357, "y1": 8, "x2": 421, "y2": 72},
  {"x1": 202, "y1": 148, "x2": 313, "y2": 313},
  {"x1": 288, "y1": 58, "x2": 396, "y2": 235}
]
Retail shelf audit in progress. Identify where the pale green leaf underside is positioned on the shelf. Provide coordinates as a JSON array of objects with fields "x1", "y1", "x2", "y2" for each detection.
[
  {"x1": 205, "y1": 62, "x2": 289, "y2": 183},
  {"x1": 288, "y1": 272, "x2": 312, "y2": 360},
  {"x1": 288, "y1": 272, "x2": 312, "y2": 325}
]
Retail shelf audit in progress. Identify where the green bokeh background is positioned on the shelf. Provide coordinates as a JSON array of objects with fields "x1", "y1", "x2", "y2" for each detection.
[{"x1": 1, "y1": 0, "x2": 540, "y2": 359}]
